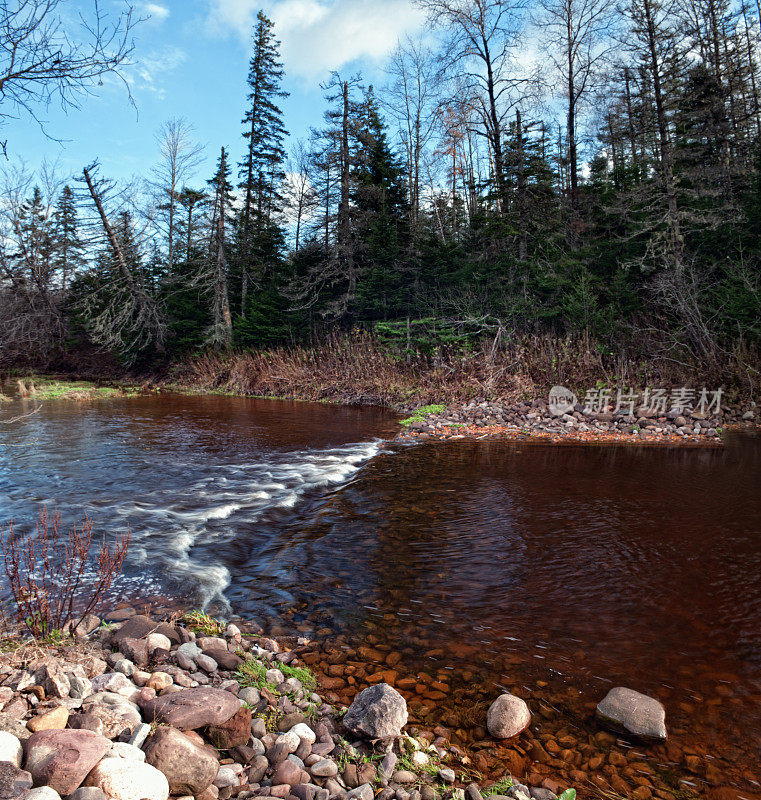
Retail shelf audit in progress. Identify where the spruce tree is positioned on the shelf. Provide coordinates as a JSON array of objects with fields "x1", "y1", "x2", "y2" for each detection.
[
  {"x1": 238, "y1": 10, "x2": 288, "y2": 318},
  {"x1": 52, "y1": 185, "x2": 84, "y2": 292},
  {"x1": 207, "y1": 147, "x2": 234, "y2": 346}
]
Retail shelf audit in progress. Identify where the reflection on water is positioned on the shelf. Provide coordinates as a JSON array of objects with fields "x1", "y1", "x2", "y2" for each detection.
[{"x1": 1, "y1": 395, "x2": 760, "y2": 798}]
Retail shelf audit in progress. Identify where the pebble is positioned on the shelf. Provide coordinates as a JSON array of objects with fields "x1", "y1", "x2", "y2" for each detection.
[
  {"x1": 439, "y1": 768, "x2": 456, "y2": 784},
  {"x1": 310, "y1": 759, "x2": 338, "y2": 778}
]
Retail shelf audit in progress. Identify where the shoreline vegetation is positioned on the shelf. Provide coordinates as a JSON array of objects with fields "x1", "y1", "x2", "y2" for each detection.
[{"x1": 2, "y1": 335, "x2": 758, "y2": 446}]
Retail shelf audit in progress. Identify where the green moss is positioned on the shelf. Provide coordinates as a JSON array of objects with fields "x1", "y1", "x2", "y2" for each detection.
[{"x1": 400, "y1": 403, "x2": 447, "y2": 426}]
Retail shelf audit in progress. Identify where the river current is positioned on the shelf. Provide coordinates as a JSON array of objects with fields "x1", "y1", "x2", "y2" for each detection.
[{"x1": 1, "y1": 393, "x2": 760, "y2": 799}]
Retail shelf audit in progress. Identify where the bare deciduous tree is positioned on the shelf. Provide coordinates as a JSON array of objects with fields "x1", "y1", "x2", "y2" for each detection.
[
  {"x1": 149, "y1": 117, "x2": 204, "y2": 271},
  {"x1": 536, "y1": 0, "x2": 614, "y2": 239},
  {"x1": 385, "y1": 37, "x2": 440, "y2": 228},
  {"x1": 0, "y1": 0, "x2": 139, "y2": 150},
  {"x1": 78, "y1": 162, "x2": 166, "y2": 359},
  {"x1": 416, "y1": 0, "x2": 529, "y2": 210}
]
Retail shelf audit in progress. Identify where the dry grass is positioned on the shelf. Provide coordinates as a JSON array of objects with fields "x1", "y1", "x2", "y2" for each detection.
[{"x1": 171, "y1": 331, "x2": 760, "y2": 408}]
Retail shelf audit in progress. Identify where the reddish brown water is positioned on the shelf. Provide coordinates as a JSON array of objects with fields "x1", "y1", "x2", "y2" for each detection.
[{"x1": 2, "y1": 394, "x2": 760, "y2": 798}]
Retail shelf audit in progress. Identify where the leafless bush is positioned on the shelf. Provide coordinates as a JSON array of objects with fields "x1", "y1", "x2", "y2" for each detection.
[
  {"x1": 1, "y1": 507, "x2": 130, "y2": 638},
  {"x1": 174, "y1": 330, "x2": 761, "y2": 406}
]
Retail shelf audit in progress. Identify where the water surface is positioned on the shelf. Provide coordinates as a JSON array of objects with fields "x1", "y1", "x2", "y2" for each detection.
[{"x1": 1, "y1": 394, "x2": 759, "y2": 798}]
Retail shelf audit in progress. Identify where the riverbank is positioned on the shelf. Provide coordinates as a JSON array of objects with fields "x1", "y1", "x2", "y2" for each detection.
[
  {"x1": 3, "y1": 373, "x2": 757, "y2": 448},
  {"x1": 394, "y1": 399, "x2": 759, "y2": 446},
  {"x1": 0, "y1": 606, "x2": 579, "y2": 800}
]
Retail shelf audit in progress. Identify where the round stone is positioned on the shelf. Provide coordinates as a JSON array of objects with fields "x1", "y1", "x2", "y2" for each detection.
[{"x1": 486, "y1": 693, "x2": 531, "y2": 739}]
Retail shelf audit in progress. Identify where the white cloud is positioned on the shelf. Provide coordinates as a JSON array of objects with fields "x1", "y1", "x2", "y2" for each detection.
[
  {"x1": 143, "y1": 3, "x2": 170, "y2": 22},
  {"x1": 205, "y1": 0, "x2": 424, "y2": 80},
  {"x1": 126, "y1": 46, "x2": 188, "y2": 99}
]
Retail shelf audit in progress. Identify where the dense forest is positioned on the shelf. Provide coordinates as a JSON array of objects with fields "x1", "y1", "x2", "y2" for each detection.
[{"x1": 2, "y1": 0, "x2": 761, "y2": 391}]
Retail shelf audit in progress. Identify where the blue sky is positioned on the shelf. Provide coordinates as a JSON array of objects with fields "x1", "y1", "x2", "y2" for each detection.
[{"x1": 9, "y1": 0, "x2": 427, "y2": 186}]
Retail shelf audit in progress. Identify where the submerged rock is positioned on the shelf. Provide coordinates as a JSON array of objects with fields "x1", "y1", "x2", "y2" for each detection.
[{"x1": 596, "y1": 686, "x2": 667, "y2": 741}]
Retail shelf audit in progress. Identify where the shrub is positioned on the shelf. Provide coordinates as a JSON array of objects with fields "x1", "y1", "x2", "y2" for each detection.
[{"x1": 0, "y1": 506, "x2": 130, "y2": 638}]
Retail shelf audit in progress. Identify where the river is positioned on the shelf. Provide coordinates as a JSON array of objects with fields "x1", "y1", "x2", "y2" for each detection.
[{"x1": 1, "y1": 393, "x2": 760, "y2": 800}]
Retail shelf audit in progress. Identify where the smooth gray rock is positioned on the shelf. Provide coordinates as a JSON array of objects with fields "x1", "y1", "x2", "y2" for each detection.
[
  {"x1": 438, "y1": 768, "x2": 456, "y2": 784},
  {"x1": 25, "y1": 787, "x2": 61, "y2": 800},
  {"x1": 347, "y1": 785, "x2": 374, "y2": 800},
  {"x1": 67, "y1": 787, "x2": 108, "y2": 800},
  {"x1": 596, "y1": 686, "x2": 667, "y2": 740}
]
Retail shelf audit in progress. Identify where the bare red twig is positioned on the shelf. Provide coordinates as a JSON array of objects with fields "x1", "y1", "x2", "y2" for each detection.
[{"x1": 1, "y1": 507, "x2": 130, "y2": 638}]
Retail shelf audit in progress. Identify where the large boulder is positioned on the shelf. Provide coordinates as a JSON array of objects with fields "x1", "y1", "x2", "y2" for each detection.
[
  {"x1": 486, "y1": 693, "x2": 531, "y2": 739},
  {"x1": 141, "y1": 687, "x2": 241, "y2": 730},
  {"x1": 109, "y1": 616, "x2": 155, "y2": 646},
  {"x1": 596, "y1": 687, "x2": 667, "y2": 741},
  {"x1": 143, "y1": 727, "x2": 218, "y2": 795},
  {"x1": 84, "y1": 757, "x2": 169, "y2": 800},
  {"x1": 343, "y1": 683, "x2": 408, "y2": 740},
  {"x1": 24, "y1": 729, "x2": 111, "y2": 795}
]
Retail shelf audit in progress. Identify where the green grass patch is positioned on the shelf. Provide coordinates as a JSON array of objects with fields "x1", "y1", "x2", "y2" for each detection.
[
  {"x1": 14, "y1": 376, "x2": 143, "y2": 401},
  {"x1": 182, "y1": 610, "x2": 226, "y2": 636},
  {"x1": 234, "y1": 656, "x2": 317, "y2": 695},
  {"x1": 482, "y1": 778, "x2": 514, "y2": 797},
  {"x1": 399, "y1": 403, "x2": 447, "y2": 427}
]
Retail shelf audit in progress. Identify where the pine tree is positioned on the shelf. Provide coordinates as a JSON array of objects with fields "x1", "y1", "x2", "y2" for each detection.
[
  {"x1": 238, "y1": 11, "x2": 289, "y2": 317},
  {"x1": 15, "y1": 186, "x2": 53, "y2": 291},
  {"x1": 207, "y1": 147, "x2": 234, "y2": 346},
  {"x1": 352, "y1": 87, "x2": 411, "y2": 319},
  {"x1": 52, "y1": 185, "x2": 84, "y2": 292}
]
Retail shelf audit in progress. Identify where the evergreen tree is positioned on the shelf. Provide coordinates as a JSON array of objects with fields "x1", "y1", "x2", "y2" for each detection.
[
  {"x1": 14, "y1": 186, "x2": 53, "y2": 291},
  {"x1": 207, "y1": 147, "x2": 235, "y2": 346},
  {"x1": 52, "y1": 185, "x2": 84, "y2": 292},
  {"x1": 352, "y1": 87, "x2": 411, "y2": 319},
  {"x1": 238, "y1": 10, "x2": 289, "y2": 318}
]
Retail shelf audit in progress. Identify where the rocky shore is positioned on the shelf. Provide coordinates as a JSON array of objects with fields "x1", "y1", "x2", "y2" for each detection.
[
  {"x1": 0, "y1": 609, "x2": 677, "y2": 800},
  {"x1": 396, "y1": 398, "x2": 759, "y2": 445}
]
